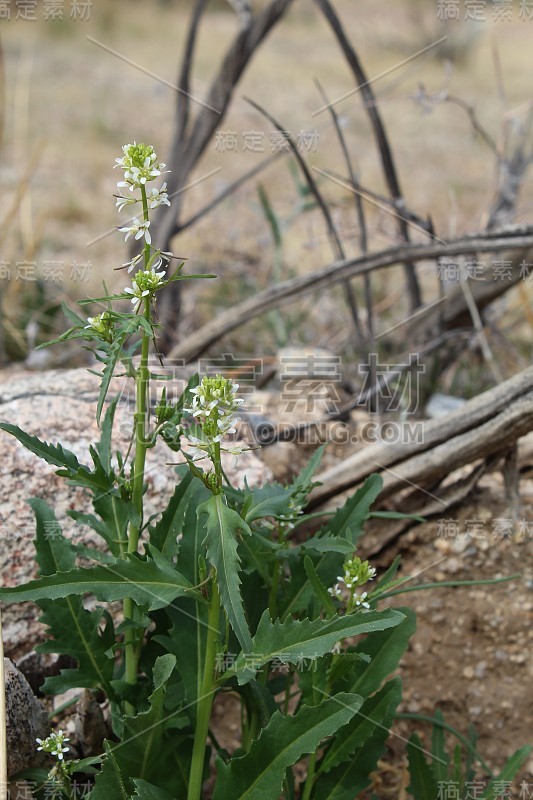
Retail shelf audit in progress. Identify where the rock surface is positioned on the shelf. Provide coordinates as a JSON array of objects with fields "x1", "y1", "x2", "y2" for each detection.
[
  {"x1": 4, "y1": 658, "x2": 49, "y2": 777},
  {"x1": 0, "y1": 367, "x2": 271, "y2": 657}
]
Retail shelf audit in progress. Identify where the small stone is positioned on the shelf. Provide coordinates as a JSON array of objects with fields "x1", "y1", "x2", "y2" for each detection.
[
  {"x1": 474, "y1": 660, "x2": 487, "y2": 679},
  {"x1": 4, "y1": 658, "x2": 49, "y2": 777},
  {"x1": 462, "y1": 665, "x2": 475, "y2": 679}
]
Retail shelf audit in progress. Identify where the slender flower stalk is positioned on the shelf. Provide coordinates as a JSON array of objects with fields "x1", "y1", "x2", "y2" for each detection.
[{"x1": 114, "y1": 142, "x2": 172, "y2": 708}]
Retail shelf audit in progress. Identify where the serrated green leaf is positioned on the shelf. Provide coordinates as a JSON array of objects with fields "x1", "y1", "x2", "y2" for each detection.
[
  {"x1": 0, "y1": 548, "x2": 200, "y2": 610},
  {"x1": 132, "y1": 779, "x2": 176, "y2": 800},
  {"x1": 290, "y1": 444, "x2": 324, "y2": 492},
  {"x1": 29, "y1": 499, "x2": 116, "y2": 696},
  {"x1": 178, "y1": 480, "x2": 211, "y2": 584},
  {"x1": 213, "y1": 693, "x2": 363, "y2": 800},
  {"x1": 482, "y1": 746, "x2": 532, "y2": 800},
  {"x1": 154, "y1": 598, "x2": 209, "y2": 727},
  {"x1": 298, "y1": 534, "x2": 354, "y2": 555},
  {"x1": 62, "y1": 299, "x2": 86, "y2": 327},
  {"x1": 105, "y1": 655, "x2": 181, "y2": 793},
  {"x1": 328, "y1": 474, "x2": 383, "y2": 543},
  {"x1": 318, "y1": 678, "x2": 402, "y2": 774},
  {"x1": 304, "y1": 556, "x2": 336, "y2": 618},
  {"x1": 96, "y1": 316, "x2": 140, "y2": 424},
  {"x1": 95, "y1": 395, "x2": 119, "y2": 472},
  {"x1": 338, "y1": 608, "x2": 416, "y2": 698},
  {"x1": 0, "y1": 422, "x2": 80, "y2": 471},
  {"x1": 243, "y1": 483, "x2": 294, "y2": 524},
  {"x1": 431, "y1": 710, "x2": 449, "y2": 785},
  {"x1": 91, "y1": 740, "x2": 131, "y2": 800},
  {"x1": 231, "y1": 608, "x2": 405, "y2": 684},
  {"x1": 149, "y1": 472, "x2": 194, "y2": 558},
  {"x1": 313, "y1": 718, "x2": 394, "y2": 800},
  {"x1": 407, "y1": 734, "x2": 439, "y2": 800},
  {"x1": 198, "y1": 494, "x2": 253, "y2": 652}
]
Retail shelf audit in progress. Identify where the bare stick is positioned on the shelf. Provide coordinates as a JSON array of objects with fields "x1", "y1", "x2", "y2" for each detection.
[
  {"x1": 168, "y1": 227, "x2": 533, "y2": 362},
  {"x1": 314, "y1": 0, "x2": 422, "y2": 310},
  {"x1": 314, "y1": 78, "x2": 373, "y2": 342},
  {"x1": 244, "y1": 95, "x2": 365, "y2": 346},
  {"x1": 175, "y1": 0, "x2": 210, "y2": 150}
]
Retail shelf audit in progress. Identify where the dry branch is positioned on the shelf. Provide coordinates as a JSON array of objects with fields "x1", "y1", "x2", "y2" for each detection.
[
  {"x1": 308, "y1": 365, "x2": 533, "y2": 509},
  {"x1": 168, "y1": 226, "x2": 533, "y2": 362},
  {"x1": 314, "y1": 0, "x2": 421, "y2": 310}
]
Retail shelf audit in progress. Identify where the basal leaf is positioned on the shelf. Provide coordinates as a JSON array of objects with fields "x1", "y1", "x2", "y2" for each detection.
[
  {"x1": 231, "y1": 608, "x2": 405, "y2": 684},
  {"x1": 132, "y1": 779, "x2": 176, "y2": 800},
  {"x1": 335, "y1": 608, "x2": 416, "y2": 698},
  {"x1": 407, "y1": 734, "x2": 439, "y2": 800},
  {"x1": 198, "y1": 494, "x2": 253, "y2": 652},
  {"x1": 0, "y1": 549, "x2": 200, "y2": 610},
  {"x1": 213, "y1": 693, "x2": 363, "y2": 800},
  {"x1": 318, "y1": 678, "x2": 402, "y2": 774},
  {"x1": 29, "y1": 498, "x2": 116, "y2": 696},
  {"x1": 313, "y1": 720, "x2": 394, "y2": 800},
  {"x1": 109, "y1": 655, "x2": 177, "y2": 788},
  {"x1": 90, "y1": 740, "x2": 131, "y2": 800},
  {"x1": 482, "y1": 746, "x2": 532, "y2": 800}
]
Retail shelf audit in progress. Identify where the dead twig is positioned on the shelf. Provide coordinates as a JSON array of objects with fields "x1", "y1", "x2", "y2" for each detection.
[
  {"x1": 168, "y1": 226, "x2": 533, "y2": 362},
  {"x1": 244, "y1": 95, "x2": 365, "y2": 347},
  {"x1": 314, "y1": 0, "x2": 422, "y2": 311}
]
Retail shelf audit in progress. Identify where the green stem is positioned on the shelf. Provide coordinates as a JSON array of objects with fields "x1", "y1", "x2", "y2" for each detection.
[
  {"x1": 301, "y1": 753, "x2": 317, "y2": 800},
  {"x1": 123, "y1": 297, "x2": 151, "y2": 710},
  {"x1": 188, "y1": 578, "x2": 220, "y2": 800},
  {"x1": 140, "y1": 184, "x2": 151, "y2": 268}
]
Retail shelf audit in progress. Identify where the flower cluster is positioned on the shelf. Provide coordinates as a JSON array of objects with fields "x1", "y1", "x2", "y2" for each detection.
[
  {"x1": 329, "y1": 555, "x2": 377, "y2": 610},
  {"x1": 36, "y1": 730, "x2": 70, "y2": 761},
  {"x1": 115, "y1": 142, "x2": 167, "y2": 192},
  {"x1": 124, "y1": 267, "x2": 166, "y2": 308},
  {"x1": 184, "y1": 375, "x2": 245, "y2": 461},
  {"x1": 84, "y1": 310, "x2": 114, "y2": 341},
  {"x1": 114, "y1": 142, "x2": 170, "y2": 252}
]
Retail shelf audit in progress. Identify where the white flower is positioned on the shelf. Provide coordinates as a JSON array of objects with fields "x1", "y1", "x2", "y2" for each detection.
[
  {"x1": 124, "y1": 267, "x2": 166, "y2": 306},
  {"x1": 36, "y1": 729, "x2": 70, "y2": 761},
  {"x1": 115, "y1": 193, "x2": 139, "y2": 212},
  {"x1": 147, "y1": 183, "x2": 171, "y2": 209},
  {"x1": 118, "y1": 217, "x2": 151, "y2": 244},
  {"x1": 115, "y1": 142, "x2": 168, "y2": 191},
  {"x1": 353, "y1": 592, "x2": 370, "y2": 610},
  {"x1": 122, "y1": 253, "x2": 144, "y2": 273}
]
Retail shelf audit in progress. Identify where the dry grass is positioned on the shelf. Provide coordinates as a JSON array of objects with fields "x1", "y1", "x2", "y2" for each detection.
[{"x1": 1, "y1": 0, "x2": 533, "y2": 363}]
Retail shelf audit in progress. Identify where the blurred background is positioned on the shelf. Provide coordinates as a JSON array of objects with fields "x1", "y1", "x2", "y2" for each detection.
[{"x1": 1, "y1": 0, "x2": 532, "y2": 389}]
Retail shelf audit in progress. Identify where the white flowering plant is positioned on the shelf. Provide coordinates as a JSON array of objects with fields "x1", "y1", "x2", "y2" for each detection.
[{"x1": 0, "y1": 144, "x2": 528, "y2": 800}]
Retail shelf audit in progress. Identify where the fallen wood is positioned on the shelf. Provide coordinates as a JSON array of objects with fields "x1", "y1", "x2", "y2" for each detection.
[
  {"x1": 308, "y1": 366, "x2": 533, "y2": 509},
  {"x1": 169, "y1": 227, "x2": 533, "y2": 362}
]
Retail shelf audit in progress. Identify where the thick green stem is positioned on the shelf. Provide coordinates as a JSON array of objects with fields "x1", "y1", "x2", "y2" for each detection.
[
  {"x1": 188, "y1": 579, "x2": 220, "y2": 800},
  {"x1": 123, "y1": 298, "x2": 151, "y2": 708}
]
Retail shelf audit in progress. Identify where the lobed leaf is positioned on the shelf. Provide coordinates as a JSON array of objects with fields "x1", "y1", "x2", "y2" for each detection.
[
  {"x1": 213, "y1": 693, "x2": 364, "y2": 800},
  {"x1": 198, "y1": 494, "x2": 253, "y2": 652}
]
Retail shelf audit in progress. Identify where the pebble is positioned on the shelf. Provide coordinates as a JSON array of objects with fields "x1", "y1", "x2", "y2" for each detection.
[{"x1": 462, "y1": 666, "x2": 475, "y2": 679}]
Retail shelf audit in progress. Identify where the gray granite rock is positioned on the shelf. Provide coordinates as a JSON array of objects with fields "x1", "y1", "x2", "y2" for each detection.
[
  {"x1": 0, "y1": 367, "x2": 271, "y2": 656},
  {"x1": 4, "y1": 658, "x2": 49, "y2": 777}
]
